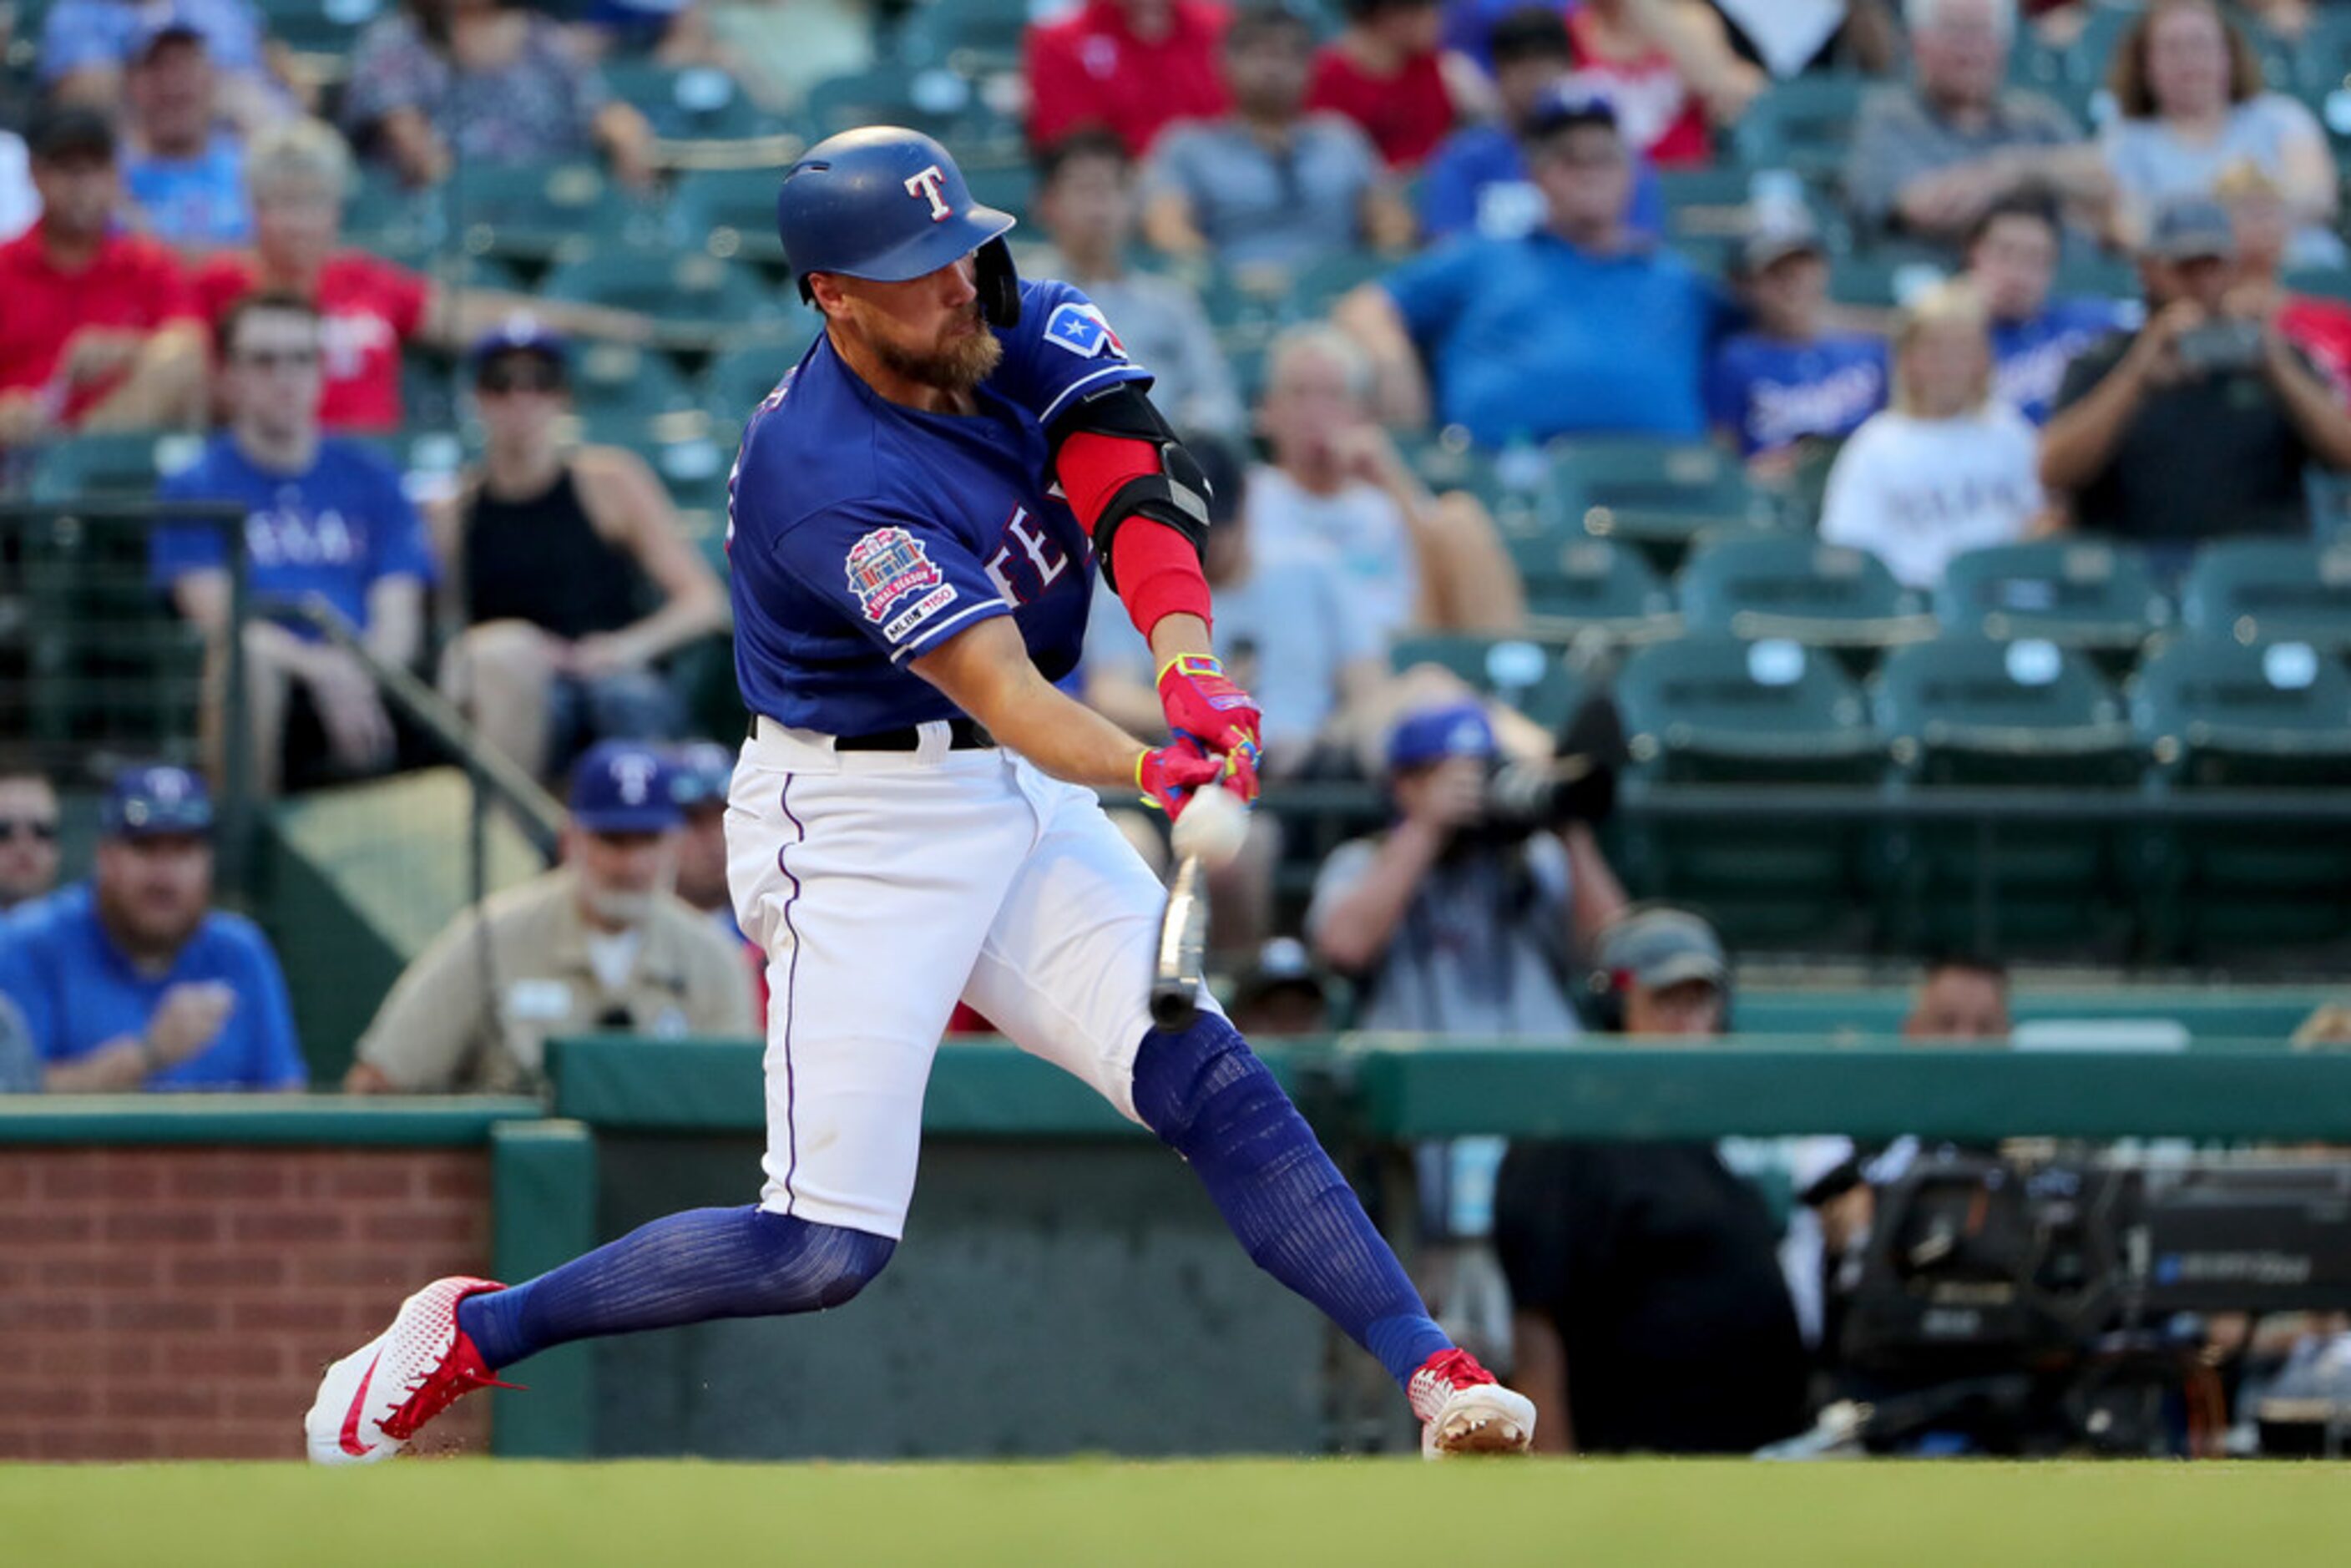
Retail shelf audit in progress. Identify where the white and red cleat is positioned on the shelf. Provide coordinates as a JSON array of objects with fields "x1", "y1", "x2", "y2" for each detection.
[
  {"x1": 1409, "y1": 1347, "x2": 1537, "y2": 1459},
  {"x1": 305, "y1": 1276, "x2": 517, "y2": 1465}
]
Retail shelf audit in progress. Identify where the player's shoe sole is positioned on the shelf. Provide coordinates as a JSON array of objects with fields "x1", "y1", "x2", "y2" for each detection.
[
  {"x1": 304, "y1": 1276, "x2": 508, "y2": 1465},
  {"x1": 1423, "y1": 1383, "x2": 1538, "y2": 1458}
]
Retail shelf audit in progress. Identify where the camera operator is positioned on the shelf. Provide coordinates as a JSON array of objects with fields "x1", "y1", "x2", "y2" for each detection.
[
  {"x1": 1307, "y1": 692, "x2": 1627, "y2": 1361},
  {"x1": 2041, "y1": 193, "x2": 2351, "y2": 574},
  {"x1": 1493, "y1": 906, "x2": 1812, "y2": 1454},
  {"x1": 1307, "y1": 695, "x2": 1625, "y2": 1035}
]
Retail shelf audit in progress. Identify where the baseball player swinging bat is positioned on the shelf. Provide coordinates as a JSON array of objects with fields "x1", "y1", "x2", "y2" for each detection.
[{"x1": 303, "y1": 126, "x2": 1534, "y2": 1466}]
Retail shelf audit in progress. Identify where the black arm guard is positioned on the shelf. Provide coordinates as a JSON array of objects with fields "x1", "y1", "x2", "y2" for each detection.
[{"x1": 1045, "y1": 380, "x2": 1211, "y2": 595}]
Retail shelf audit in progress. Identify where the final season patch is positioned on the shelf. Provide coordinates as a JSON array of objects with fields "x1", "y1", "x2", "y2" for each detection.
[
  {"x1": 1042, "y1": 301, "x2": 1125, "y2": 359},
  {"x1": 845, "y1": 526, "x2": 943, "y2": 623}
]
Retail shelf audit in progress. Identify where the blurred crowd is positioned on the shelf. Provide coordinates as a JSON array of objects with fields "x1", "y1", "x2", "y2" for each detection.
[{"x1": 4, "y1": 0, "x2": 2351, "y2": 1457}]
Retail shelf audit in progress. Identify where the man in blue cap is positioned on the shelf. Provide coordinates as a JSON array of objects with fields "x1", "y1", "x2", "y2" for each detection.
[
  {"x1": 346, "y1": 741, "x2": 754, "y2": 1097},
  {"x1": 0, "y1": 764, "x2": 304, "y2": 1091}
]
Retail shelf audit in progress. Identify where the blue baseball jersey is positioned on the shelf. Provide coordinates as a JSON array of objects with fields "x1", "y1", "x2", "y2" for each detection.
[
  {"x1": 1706, "y1": 331, "x2": 1888, "y2": 457},
  {"x1": 0, "y1": 882, "x2": 306, "y2": 1090},
  {"x1": 1990, "y1": 298, "x2": 2133, "y2": 426},
  {"x1": 725, "y1": 277, "x2": 1151, "y2": 736},
  {"x1": 152, "y1": 434, "x2": 436, "y2": 635}
]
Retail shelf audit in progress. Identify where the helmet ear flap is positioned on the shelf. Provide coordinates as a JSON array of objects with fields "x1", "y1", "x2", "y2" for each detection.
[{"x1": 975, "y1": 237, "x2": 1020, "y2": 328}]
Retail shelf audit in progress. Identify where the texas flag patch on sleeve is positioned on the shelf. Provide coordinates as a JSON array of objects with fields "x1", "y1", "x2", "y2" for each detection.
[{"x1": 1042, "y1": 301, "x2": 1126, "y2": 359}]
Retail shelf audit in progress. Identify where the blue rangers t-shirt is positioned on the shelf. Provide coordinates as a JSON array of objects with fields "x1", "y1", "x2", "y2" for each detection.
[
  {"x1": 1990, "y1": 297, "x2": 2132, "y2": 426},
  {"x1": 0, "y1": 882, "x2": 306, "y2": 1090},
  {"x1": 152, "y1": 434, "x2": 437, "y2": 635},
  {"x1": 1706, "y1": 331, "x2": 1888, "y2": 458},
  {"x1": 726, "y1": 278, "x2": 1151, "y2": 736}
]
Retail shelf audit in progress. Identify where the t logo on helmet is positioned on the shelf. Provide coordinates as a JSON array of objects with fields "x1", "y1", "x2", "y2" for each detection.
[{"x1": 903, "y1": 164, "x2": 952, "y2": 222}]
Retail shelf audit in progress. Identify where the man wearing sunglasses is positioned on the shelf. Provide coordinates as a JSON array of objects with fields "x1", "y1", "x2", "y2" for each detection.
[
  {"x1": 151, "y1": 291, "x2": 436, "y2": 796},
  {"x1": 0, "y1": 768, "x2": 63, "y2": 913}
]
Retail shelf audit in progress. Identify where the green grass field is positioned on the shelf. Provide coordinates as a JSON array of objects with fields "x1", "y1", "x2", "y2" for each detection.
[{"x1": 8, "y1": 1459, "x2": 2350, "y2": 1567}]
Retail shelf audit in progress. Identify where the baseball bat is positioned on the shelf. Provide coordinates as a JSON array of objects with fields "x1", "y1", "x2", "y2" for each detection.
[{"x1": 1150, "y1": 853, "x2": 1209, "y2": 1030}]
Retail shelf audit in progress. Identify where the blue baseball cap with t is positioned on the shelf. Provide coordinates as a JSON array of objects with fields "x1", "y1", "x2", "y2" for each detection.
[
  {"x1": 569, "y1": 741, "x2": 680, "y2": 834},
  {"x1": 468, "y1": 312, "x2": 569, "y2": 372},
  {"x1": 668, "y1": 741, "x2": 736, "y2": 812},
  {"x1": 103, "y1": 765, "x2": 214, "y2": 837},
  {"x1": 1386, "y1": 701, "x2": 1497, "y2": 775}
]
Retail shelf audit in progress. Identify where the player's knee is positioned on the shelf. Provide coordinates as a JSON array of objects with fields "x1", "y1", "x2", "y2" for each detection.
[
  {"x1": 744, "y1": 1209, "x2": 895, "y2": 1308},
  {"x1": 1130, "y1": 1013, "x2": 1279, "y2": 1150}
]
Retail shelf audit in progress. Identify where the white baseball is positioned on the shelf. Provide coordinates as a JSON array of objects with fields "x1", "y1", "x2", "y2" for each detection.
[{"x1": 1171, "y1": 783, "x2": 1250, "y2": 868}]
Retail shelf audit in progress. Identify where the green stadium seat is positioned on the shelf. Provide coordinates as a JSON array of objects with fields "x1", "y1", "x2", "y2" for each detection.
[
  {"x1": 566, "y1": 341, "x2": 705, "y2": 421},
  {"x1": 447, "y1": 164, "x2": 666, "y2": 265},
  {"x1": 1727, "y1": 75, "x2": 1872, "y2": 180},
  {"x1": 1507, "y1": 534, "x2": 1677, "y2": 635},
  {"x1": 668, "y1": 168, "x2": 788, "y2": 267},
  {"x1": 540, "y1": 247, "x2": 789, "y2": 331},
  {"x1": 703, "y1": 331, "x2": 822, "y2": 419},
  {"x1": 1388, "y1": 633, "x2": 1584, "y2": 731},
  {"x1": 962, "y1": 161, "x2": 1037, "y2": 226},
  {"x1": 1873, "y1": 635, "x2": 2138, "y2": 956},
  {"x1": 805, "y1": 65, "x2": 1017, "y2": 152},
  {"x1": 897, "y1": 0, "x2": 1035, "y2": 73},
  {"x1": 2179, "y1": 539, "x2": 2351, "y2": 651},
  {"x1": 1934, "y1": 539, "x2": 2172, "y2": 657},
  {"x1": 27, "y1": 431, "x2": 208, "y2": 503},
  {"x1": 255, "y1": 0, "x2": 382, "y2": 53},
  {"x1": 2134, "y1": 636, "x2": 2351, "y2": 788},
  {"x1": 1677, "y1": 534, "x2": 1930, "y2": 650},
  {"x1": 1613, "y1": 635, "x2": 1883, "y2": 948},
  {"x1": 1828, "y1": 249, "x2": 1949, "y2": 308},
  {"x1": 1542, "y1": 440, "x2": 1777, "y2": 571},
  {"x1": 2130, "y1": 637, "x2": 2351, "y2": 959},
  {"x1": 601, "y1": 63, "x2": 785, "y2": 142}
]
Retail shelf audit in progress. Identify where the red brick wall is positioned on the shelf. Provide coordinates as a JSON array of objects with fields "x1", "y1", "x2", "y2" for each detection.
[{"x1": 0, "y1": 1147, "x2": 494, "y2": 1460}]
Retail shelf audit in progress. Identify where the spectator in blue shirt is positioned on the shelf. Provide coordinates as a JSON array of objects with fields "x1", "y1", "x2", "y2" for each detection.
[
  {"x1": 40, "y1": 0, "x2": 279, "y2": 132},
  {"x1": 1420, "y1": 8, "x2": 1666, "y2": 245},
  {"x1": 154, "y1": 291, "x2": 436, "y2": 796},
  {"x1": 0, "y1": 765, "x2": 305, "y2": 1092},
  {"x1": 1339, "y1": 92, "x2": 1732, "y2": 447},
  {"x1": 1707, "y1": 215, "x2": 1887, "y2": 472},
  {"x1": 1964, "y1": 195, "x2": 2132, "y2": 426},
  {"x1": 121, "y1": 17, "x2": 248, "y2": 252}
]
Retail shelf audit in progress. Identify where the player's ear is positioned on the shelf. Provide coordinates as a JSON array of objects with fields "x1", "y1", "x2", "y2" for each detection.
[{"x1": 801, "y1": 271, "x2": 847, "y2": 321}]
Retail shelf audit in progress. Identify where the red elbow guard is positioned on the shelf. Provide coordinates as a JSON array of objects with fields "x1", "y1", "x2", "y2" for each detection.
[{"x1": 1057, "y1": 429, "x2": 1213, "y2": 637}]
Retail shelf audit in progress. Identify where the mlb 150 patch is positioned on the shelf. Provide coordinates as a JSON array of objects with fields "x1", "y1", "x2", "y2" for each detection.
[
  {"x1": 845, "y1": 525, "x2": 944, "y2": 622},
  {"x1": 1043, "y1": 302, "x2": 1125, "y2": 359}
]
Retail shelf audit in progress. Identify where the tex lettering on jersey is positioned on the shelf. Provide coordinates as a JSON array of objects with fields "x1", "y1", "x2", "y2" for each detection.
[{"x1": 982, "y1": 505, "x2": 1071, "y2": 606}]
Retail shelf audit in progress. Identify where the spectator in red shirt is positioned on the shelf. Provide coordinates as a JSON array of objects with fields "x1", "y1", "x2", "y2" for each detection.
[
  {"x1": 0, "y1": 105, "x2": 206, "y2": 448},
  {"x1": 1307, "y1": 0, "x2": 1462, "y2": 170},
  {"x1": 1024, "y1": 0, "x2": 1231, "y2": 159},
  {"x1": 1565, "y1": 0, "x2": 1761, "y2": 169},
  {"x1": 191, "y1": 117, "x2": 650, "y2": 432},
  {"x1": 2220, "y1": 159, "x2": 2351, "y2": 407}
]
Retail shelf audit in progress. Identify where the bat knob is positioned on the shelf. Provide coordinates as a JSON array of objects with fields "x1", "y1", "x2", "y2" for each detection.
[{"x1": 1150, "y1": 981, "x2": 1199, "y2": 1031}]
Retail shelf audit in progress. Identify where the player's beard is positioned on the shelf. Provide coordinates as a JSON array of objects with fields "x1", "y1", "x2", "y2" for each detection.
[{"x1": 872, "y1": 306, "x2": 1003, "y2": 393}]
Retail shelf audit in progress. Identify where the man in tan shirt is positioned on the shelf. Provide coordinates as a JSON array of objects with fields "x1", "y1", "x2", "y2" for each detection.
[{"x1": 345, "y1": 741, "x2": 756, "y2": 1095}]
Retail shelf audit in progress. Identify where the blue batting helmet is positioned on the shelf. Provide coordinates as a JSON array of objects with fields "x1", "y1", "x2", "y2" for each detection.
[{"x1": 776, "y1": 127, "x2": 1019, "y2": 316}]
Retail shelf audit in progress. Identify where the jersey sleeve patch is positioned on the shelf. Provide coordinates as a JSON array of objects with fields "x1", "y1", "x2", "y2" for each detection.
[
  {"x1": 882, "y1": 583, "x2": 958, "y2": 643},
  {"x1": 1042, "y1": 301, "x2": 1126, "y2": 360},
  {"x1": 844, "y1": 525, "x2": 944, "y2": 622}
]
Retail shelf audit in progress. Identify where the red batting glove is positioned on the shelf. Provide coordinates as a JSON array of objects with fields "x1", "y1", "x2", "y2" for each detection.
[
  {"x1": 1136, "y1": 739, "x2": 1225, "y2": 819},
  {"x1": 1156, "y1": 653, "x2": 1263, "y2": 761}
]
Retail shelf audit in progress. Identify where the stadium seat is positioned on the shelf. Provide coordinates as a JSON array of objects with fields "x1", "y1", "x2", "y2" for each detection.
[
  {"x1": 1873, "y1": 635, "x2": 2139, "y2": 955},
  {"x1": 27, "y1": 431, "x2": 208, "y2": 503},
  {"x1": 1541, "y1": 440, "x2": 1778, "y2": 570},
  {"x1": 540, "y1": 248, "x2": 790, "y2": 331},
  {"x1": 1506, "y1": 534, "x2": 1677, "y2": 636},
  {"x1": 2130, "y1": 636, "x2": 2351, "y2": 958},
  {"x1": 447, "y1": 164, "x2": 666, "y2": 265},
  {"x1": 703, "y1": 332, "x2": 822, "y2": 419},
  {"x1": 601, "y1": 63, "x2": 786, "y2": 142},
  {"x1": 1934, "y1": 539, "x2": 2172, "y2": 660},
  {"x1": 668, "y1": 169, "x2": 789, "y2": 268},
  {"x1": 895, "y1": 0, "x2": 1034, "y2": 73},
  {"x1": 1613, "y1": 635, "x2": 1883, "y2": 947},
  {"x1": 1727, "y1": 75, "x2": 1872, "y2": 180},
  {"x1": 2178, "y1": 539, "x2": 2351, "y2": 651},
  {"x1": 1388, "y1": 633, "x2": 1585, "y2": 731},
  {"x1": 804, "y1": 64, "x2": 1016, "y2": 151},
  {"x1": 254, "y1": 0, "x2": 381, "y2": 53},
  {"x1": 962, "y1": 161, "x2": 1036, "y2": 227},
  {"x1": 566, "y1": 341, "x2": 705, "y2": 422},
  {"x1": 1676, "y1": 534, "x2": 1931, "y2": 650}
]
